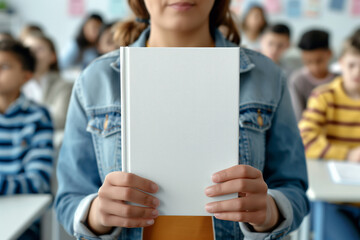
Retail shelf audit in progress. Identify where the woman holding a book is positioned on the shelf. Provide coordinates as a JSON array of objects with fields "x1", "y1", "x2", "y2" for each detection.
[{"x1": 55, "y1": 1, "x2": 309, "y2": 239}]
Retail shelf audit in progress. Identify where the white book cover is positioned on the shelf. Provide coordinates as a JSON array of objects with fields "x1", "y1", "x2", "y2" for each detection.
[
  {"x1": 120, "y1": 47, "x2": 239, "y2": 216},
  {"x1": 328, "y1": 161, "x2": 360, "y2": 185}
]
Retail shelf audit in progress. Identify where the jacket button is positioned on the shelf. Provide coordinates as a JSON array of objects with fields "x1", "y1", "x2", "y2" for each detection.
[{"x1": 257, "y1": 109, "x2": 263, "y2": 127}]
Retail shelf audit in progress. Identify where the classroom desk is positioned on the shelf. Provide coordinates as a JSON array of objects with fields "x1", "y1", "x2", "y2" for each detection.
[
  {"x1": 306, "y1": 160, "x2": 360, "y2": 202},
  {"x1": 296, "y1": 160, "x2": 360, "y2": 240},
  {"x1": 0, "y1": 194, "x2": 52, "y2": 240}
]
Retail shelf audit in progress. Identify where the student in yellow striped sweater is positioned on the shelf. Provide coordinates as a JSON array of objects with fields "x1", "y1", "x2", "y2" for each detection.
[{"x1": 299, "y1": 33, "x2": 360, "y2": 240}]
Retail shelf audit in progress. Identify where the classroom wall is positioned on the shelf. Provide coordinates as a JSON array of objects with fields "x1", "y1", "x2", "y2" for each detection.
[
  {"x1": 7, "y1": 0, "x2": 131, "y2": 52},
  {"x1": 6, "y1": 0, "x2": 360, "y2": 57},
  {"x1": 265, "y1": 0, "x2": 360, "y2": 56}
]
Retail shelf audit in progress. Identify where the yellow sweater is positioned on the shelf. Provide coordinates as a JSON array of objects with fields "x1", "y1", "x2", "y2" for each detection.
[{"x1": 299, "y1": 77, "x2": 360, "y2": 160}]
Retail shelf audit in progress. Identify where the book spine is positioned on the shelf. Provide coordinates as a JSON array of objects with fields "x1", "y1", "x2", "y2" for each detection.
[{"x1": 120, "y1": 47, "x2": 130, "y2": 172}]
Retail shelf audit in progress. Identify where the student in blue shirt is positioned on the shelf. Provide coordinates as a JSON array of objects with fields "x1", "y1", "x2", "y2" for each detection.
[
  {"x1": 0, "y1": 40, "x2": 54, "y2": 239},
  {"x1": 59, "y1": 13, "x2": 103, "y2": 70},
  {"x1": 55, "y1": 1, "x2": 309, "y2": 239}
]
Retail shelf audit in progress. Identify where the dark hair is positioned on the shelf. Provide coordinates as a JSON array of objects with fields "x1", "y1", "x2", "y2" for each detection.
[
  {"x1": 19, "y1": 24, "x2": 43, "y2": 41},
  {"x1": 241, "y1": 5, "x2": 268, "y2": 35},
  {"x1": 0, "y1": 40, "x2": 36, "y2": 72},
  {"x1": 298, "y1": 29, "x2": 330, "y2": 51},
  {"x1": 75, "y1": 13, "x2": 103, "y2": 49},
  {"x1": 114, "y1": 0, "x2": 240, "y2": 46},
  {"x1": 97, "y1": 21, "x2": 116, "y2": 43},
  {"x1": 266, "y1": 23, "x2": 291, "y2": 38},
  {"x1": 341, "y1": 32, "x2": 360, "y2": 57},
  {"x1": 0, "y1": 32, "x2": 14, "y2": 41},
  {"x1": 30, "y1": 34, "x2": 59, "y2": 72}
]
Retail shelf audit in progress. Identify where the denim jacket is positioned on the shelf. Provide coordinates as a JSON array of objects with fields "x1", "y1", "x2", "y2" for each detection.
[{"x1": 55, "y1": 28, "x2": 309, "y2": 240}]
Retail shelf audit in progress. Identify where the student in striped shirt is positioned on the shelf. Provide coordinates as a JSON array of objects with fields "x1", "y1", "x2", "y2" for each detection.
[
  {"x1": 299, "y1": 33, "x2": 360, "y2": 239},
  {"x1": 0, "y1": 40, "x2": 54, "y2": 239}
]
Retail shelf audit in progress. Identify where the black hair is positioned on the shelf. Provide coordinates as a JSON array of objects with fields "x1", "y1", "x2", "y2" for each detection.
[
  {"x1": 0, "y1": 40, "x2": 36, "y2": 72},
  {"x1": 266, "y1": 23, "x2": 291, "y2": 38},
  {"x1": 298, "y1": 29, "x2": 330, "y2": 50},
  {"x1": 75, "y1": 13, "x2": 103, "y2": 49}
]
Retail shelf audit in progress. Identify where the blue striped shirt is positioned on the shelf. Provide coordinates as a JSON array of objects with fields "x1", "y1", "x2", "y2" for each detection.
[{"x1": 0, "y1": 94, "x2": 54, "y2": 195}]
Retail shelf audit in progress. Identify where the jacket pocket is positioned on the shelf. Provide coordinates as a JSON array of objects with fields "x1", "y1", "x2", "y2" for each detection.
[
  {"x1": 239, "y1": 104, "x2": 274, "y2": 132},
  {"x1": 86, "y1": 111, "x2": 121, "y2": 137},
  {"x1": 239, "y1": 103, "x2": 275, "y2": 171},
  {"x1": 86, "y1": 110, "x2": 122, "y2": 180}
]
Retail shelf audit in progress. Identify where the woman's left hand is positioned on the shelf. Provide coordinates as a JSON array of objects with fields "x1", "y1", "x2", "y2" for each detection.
[{"x1": 205, "y1": 165, "x2": 280, "y2": 232}]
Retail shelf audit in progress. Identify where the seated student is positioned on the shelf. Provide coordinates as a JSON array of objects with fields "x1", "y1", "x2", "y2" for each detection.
[
  {"x1": 0, "y1": 32, "x2": 14, "y2": 42},
  {"x1": 331, "y1": 27, "x2": 360, "y2": 74},
  {"x1": 22, "y1": 34, "x2": 73, "y2": 133},
  {"x1": 60, "y1": 13, "x2": 103, "y2": 70},
  {"x1": 299, "y1": 33, "x2": 360, "y2": 240},
  {"x1": 55, "y1": 1, "x2": 309, "y2": 240},
  {"x1": 289, "y1": 30, "x2": 336, "y2": 122},
  {"x1": 260, "y1": 23, "x2": 291, "y2": 73},
  {"x1": 0, "y1": 40, "x2": 54, "y2": 239},
  {"x1": 240, "y1": 2, "x2": 268, "y2": 50},
  {"x1": 96, "y1": 22, "x2": 119, "y2": 55},
  {"x1": 19, "y1": 24, "x2": 43, "y2": 42}
]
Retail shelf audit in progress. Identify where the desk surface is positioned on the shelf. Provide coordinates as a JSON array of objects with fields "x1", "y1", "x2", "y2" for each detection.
[
  {"x1": 0, "y1": 194, "x2": 52, "y2": 240},
  {"x1": 307, "y1": 160, "x2": 360, "y2": 202}
]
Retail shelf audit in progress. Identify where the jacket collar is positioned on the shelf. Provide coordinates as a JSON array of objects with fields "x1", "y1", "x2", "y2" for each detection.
[{"x1": 112, "y1": 27, "x2": 254, "y2": 74}]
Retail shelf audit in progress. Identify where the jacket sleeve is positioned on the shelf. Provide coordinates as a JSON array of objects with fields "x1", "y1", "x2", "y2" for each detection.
[
  {"x1": 298, "y1": 91, "x2": 349, "y2": 160},
  {"x1": 0, "y1": 108, "x2": 54, "y2": 195},
  {"x1": 239, "y1": 73, "x2": 310, "y2": 240},
  {"x1": 54, "y1": 77, "x2": 103, "y2": 236}
]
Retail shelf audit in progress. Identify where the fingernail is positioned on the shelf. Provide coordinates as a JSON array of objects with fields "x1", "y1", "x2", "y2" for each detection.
[
  {"x1": 147, "y1": 219, "x2": 154, "y2": 225},
  {"x1": 212, "y1": 174, "x2": 220, "y2": 182},
  {"x1": 205, "y1": 205, "x2": 213, "y2": 212},
  {"x1": 153, "y1": 198, "x2": 160, "y2": 206},
  {"x1": 214, "y1": 213, "x2": 222, "y2": 218},
  {"x1": 151, "y1": 183, "x2": 158, "y2": 192},
  {"x1": 152, "y1": 210, "x2": 158, "y2": 216},
  {"x1": 205, "y1": 187, "x2": 214, "y2": 196}
]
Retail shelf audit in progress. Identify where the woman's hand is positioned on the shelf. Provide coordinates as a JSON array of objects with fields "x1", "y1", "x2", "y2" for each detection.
[
  {"x1": 205, "y1": 165, "x2": 280, "y2": 232},
  {"x1": 87, "y1": 172, "x2": 160, "y2": 235}
]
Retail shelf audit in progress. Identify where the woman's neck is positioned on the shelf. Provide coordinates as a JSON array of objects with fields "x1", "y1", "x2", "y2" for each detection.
[{"x1": 147, "y1": 24, "x2": 214, "y2": 47}]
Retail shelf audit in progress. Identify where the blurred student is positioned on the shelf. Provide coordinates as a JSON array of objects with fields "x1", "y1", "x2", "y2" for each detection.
[
  {"x1": 298, "y1": 32, "x2": 360, "y2": 240},
  {"x1": 289, "y1": 30, "x2": 336, "y2": 121},
  {"x1": 0, "y1": 32, "x2": 14, "y2": 41},
  {"x1": 260, "y1": 23, "x2": 291, "y2": 68},
  {"x1": 0, "y1": 40, "x2": 54, "y2": 239},
  {"x1": 22, "y1": 34, "x2": 73, "y2": 132},
  {"x1": 240, "y1": 3, "x2": 268, "y2": 50},
  {"x1": 60, "y1": 13, "x2": 103, "y2": 70},
  {"x1": 19, "y1": 24, "x2": 43, "y2": 42},
  {"x1": 331, "y1": 27, "x2": 360, "y2": 74},
  {"x1": 97, "y1": 22, "x2": 118, "y2": 55}
]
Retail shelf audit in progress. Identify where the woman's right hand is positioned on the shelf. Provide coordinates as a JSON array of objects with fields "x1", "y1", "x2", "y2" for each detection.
[{"x1": 87, "y1": 171, "x2": 159, "y2": 235}]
